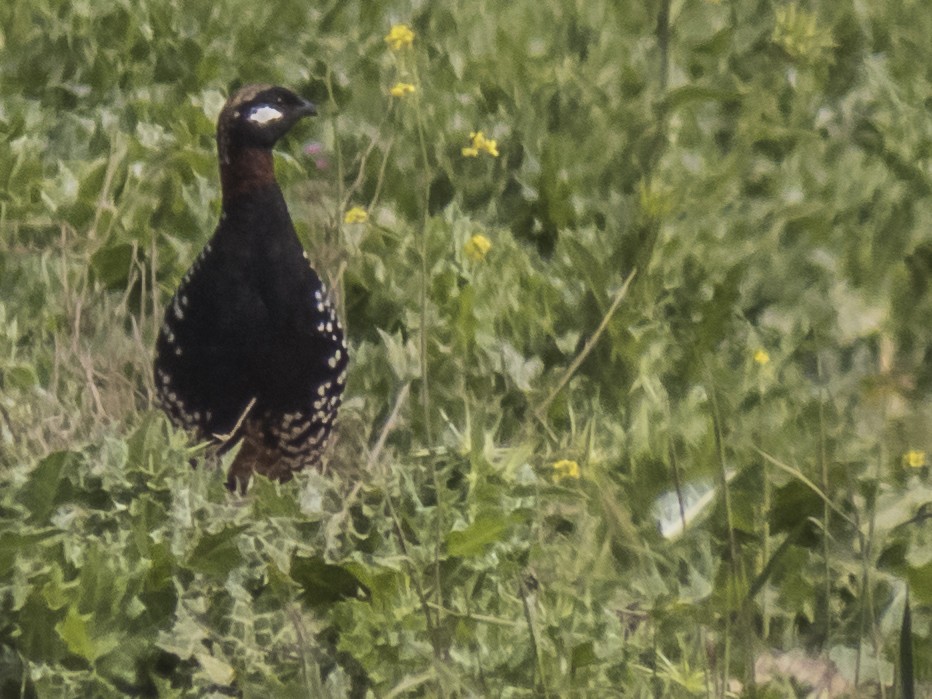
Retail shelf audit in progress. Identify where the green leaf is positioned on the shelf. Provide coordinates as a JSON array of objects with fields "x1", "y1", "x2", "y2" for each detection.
[
  {"x1": 290, "y1": 555, "x2": 366, "y2": 608},
  {"x1": 662, "y1": 84, "x2": 740, "y2": 110},
  {"x1": 446, "y1": 513, "x2": 519, "y2": 557},
  {"x1": 90, "y1": 242, "x2": 135, "y2": 290},
  {"x1": 55, "y1": 605, "x2": 118, "y2": 662},
  {"x1": 184, "y1": 525, "x2": 249, "y2": 577},
  {"x1": 17, "y1": 451, "x2": 77, "y2": 523},
  {"x1": 0, "y1": 529, "x2": 58, "y2": 575},
  {"x1": 17, "y1": 592, "x2": 68, "y2": 663},
  {"x1": 41, "y1": 564, "x2": 76, "y2": 611},
  {"x1": 194, "y1": 651, "x2": 235, "y2": 686},
  {"x1": 906, "y1": 562, "x2": 932, "y2": 606},
  {"x1": 571, "y1": 641, "x2": 597, "y2": 671},
  {"x1": 377, "y1": 328, "x2": 420, "y2": 381},
  {"x1": 3, "y1": 363, "x2": 38, "y2": 390},
  {"x1": 250, "y1": 477, "x2": 302, "y2": 518}
]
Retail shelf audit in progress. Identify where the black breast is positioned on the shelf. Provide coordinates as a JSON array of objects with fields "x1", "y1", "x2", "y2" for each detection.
[{"x1": 154, "y1": 184, "x2": 348, "y2": 481}]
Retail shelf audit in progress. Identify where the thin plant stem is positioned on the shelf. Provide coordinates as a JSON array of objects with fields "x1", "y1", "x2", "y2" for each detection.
[
  {"x1": 324, "y1": 67, "x2": 345, "y2": 218},
  {"x1": 755, "y1": 358, "x2": 772, "y2": 642},
  {"x1": 818, "y1": 360, "x2": 832, "y2": 649},
  {"x1": 707, "y1": 377, "x2": 737, "y2": 697},
  {"x1": 425, "y1": 601, "x2": 521, "y2": 628},
  {"x1": 410, "y1": 64, "x2": 433, "y2": 447},
  {"x1": 367, "y1": 134, "x2": 395, "y2": 213},
  {"x1": 754, "y1": 447, "x2": 857, "y2": 527},
  {"x1": 367, "y1": 383, "x2": 410, "y2": 474},
  {"x1": 287, "y1": 606, "x2": 323, "y2": 697},
  {"x1": 385, "y1": 492, "x2": 447, "y2": 698},
  {"x1": 518, "y1": 576, "x2": 550, "y2": 698},
  {"x1": 667, "y1": 410, "x2": 687, "y2": 535},
  {"x1": 340, "y1": 110, "x2": 392, "y2": 214},
  {"x1": 534, "y1": 270, "x2": 636, "y2": 422},
  {"x1": 406, "y1": 55, "x2": 447, "y2": 628},
  {"x1": 856, "y1": 404, "x2": 887, "y2": 697}
]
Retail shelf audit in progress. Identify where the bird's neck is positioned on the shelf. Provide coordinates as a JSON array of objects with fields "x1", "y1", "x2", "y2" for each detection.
[{"x1": 219, "y1": 146, "x2": 277, "y2": 205}]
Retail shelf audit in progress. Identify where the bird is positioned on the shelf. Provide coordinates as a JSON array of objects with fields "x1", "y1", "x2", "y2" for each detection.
[{"x1": 153, "y1": 84, "x2": 348, "y2": 490}]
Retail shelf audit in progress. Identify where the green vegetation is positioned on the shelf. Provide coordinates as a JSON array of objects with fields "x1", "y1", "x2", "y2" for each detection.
[{"x1": 1, "y1": 0, "x2": 931, "y2": 696}]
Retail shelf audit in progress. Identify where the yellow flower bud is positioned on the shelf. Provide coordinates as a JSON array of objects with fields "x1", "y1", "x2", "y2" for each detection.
[
  {"x1": 344, "y1": 206, "x2": 369, "y2": 224},
  {"x1": 464, "y1": 234, "x2": 492, "y2": 262},
  {"x1": 389, "y1": 82, "x2": 416, "y2": 98},
  {"x1": 552, "y1": 459, "x2": 580, "y2": 482},
  {"x1": 385, "y1": 24, "x2": 415, "y2": 50}
]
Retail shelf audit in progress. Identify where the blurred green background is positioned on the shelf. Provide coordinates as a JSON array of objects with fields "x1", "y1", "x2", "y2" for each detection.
[{"x1": 1, "y1": 0, "x2": 931, "y2": 696}]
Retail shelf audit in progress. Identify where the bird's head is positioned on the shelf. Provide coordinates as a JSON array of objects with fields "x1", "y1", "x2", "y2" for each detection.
[{"x1": 217, "y1": 84, "x2": 316, "y2": 162}]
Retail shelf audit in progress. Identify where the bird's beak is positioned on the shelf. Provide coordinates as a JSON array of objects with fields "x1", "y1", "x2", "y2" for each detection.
[{"x1": 297, "y1": 98, "x2": 317, "y2": 118}]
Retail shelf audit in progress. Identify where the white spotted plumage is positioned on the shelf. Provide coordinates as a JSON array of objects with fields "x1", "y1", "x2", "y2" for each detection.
[{"x1": 154, "y1": 84, "x2": 346, "y2": 487}]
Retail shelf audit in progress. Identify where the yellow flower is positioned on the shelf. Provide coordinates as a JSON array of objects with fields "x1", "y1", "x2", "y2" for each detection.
[
  {"x1": 389, "y1": 82, "x2": 416, "y2": 98},
  {"x1": 753, "y1": 348, "x2": 770, "y2": 366},
  {"x1": 463, "y1": 234, "x2": 492, "y2": 262},
  {"x1": 385, "y1": 24, "x2": 415, "y2": 50},
  {"x1": 773, "y1": 5, "x2": 835, "y2": 63},
  {"x1": 344, "y1": 206, "x2": 368, "y2": 224},
  {"x1": 552, "y1": 459, "x2": 580, "y2": 482},
  {"x1": 904, "y1": 450, "x2": 927, "y2": 468},
  {"x1": 462, "y1": 131, "x2": 499, "y2": 158}
]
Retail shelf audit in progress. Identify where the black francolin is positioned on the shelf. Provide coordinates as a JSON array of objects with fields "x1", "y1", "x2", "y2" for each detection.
[{"x1": 154, "y1": 84, "x2": 348, "y2": 489}]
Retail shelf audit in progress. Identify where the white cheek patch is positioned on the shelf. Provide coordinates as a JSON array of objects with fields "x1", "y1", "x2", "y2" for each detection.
[{"x1": 247, "y1": 105, "x2": 284, "y2": 125}]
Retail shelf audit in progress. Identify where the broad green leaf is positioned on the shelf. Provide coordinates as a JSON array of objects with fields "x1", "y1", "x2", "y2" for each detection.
[
  {"x1": 290, "y1": 555, "x2": 366, "y2": 608},
  {"x1": 17, "y1": 592, "x2": 68, "y2": 663},
  {"x1": 90, "y1": 242, "x2": 135, "y2": 290},
  {"x1": 571, "y1": 641, "x2": 597, "y2": 671},
  {"x1": 446, "y1": 513, "x2": 519, "y2": 557},
  {"x1": 194, "y1": 651, "x2": 235, "y2": 686},
  {"x1": 184, "y1": 525, "x2": 249, "y2": 577},
  {"x1": 17, "y1": 451, "x2": 76, "y2": 523},
  {"x1": 0, "y1": 529, "x2": 58, "y2": 574},
  {"x1": 55, "y1": 605, "x2": 118, "y2": 662},
  {"x1": 906, "y1": 562, "x2": 932, "y2": 606},
  {"x1": 4, "y1": 363, "x2": 38, "y2": 390}
]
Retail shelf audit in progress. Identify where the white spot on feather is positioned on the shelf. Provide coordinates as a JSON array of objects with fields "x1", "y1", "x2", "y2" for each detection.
[{"x1": 247, "y1": 104, "x2": 284, "y2": 125}]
